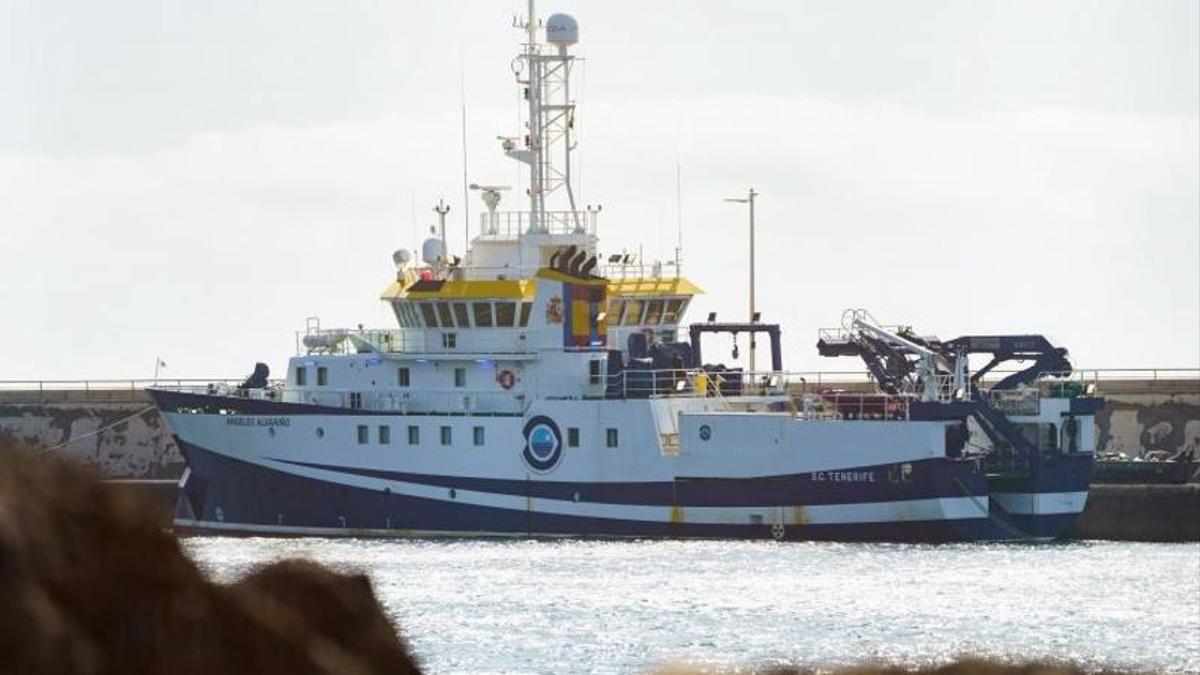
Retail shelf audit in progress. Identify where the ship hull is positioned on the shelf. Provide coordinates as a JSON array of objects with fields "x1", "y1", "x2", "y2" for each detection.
[{"x1": 153, "y1": 390, "x2": 1088, "y2": 542}]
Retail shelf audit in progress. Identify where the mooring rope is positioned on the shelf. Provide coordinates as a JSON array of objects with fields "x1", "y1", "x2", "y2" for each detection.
[{"x1": 44, "y1": 405, "x2": 159, "y2": 451}]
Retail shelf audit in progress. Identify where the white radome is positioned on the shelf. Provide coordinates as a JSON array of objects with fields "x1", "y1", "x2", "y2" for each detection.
[
  {"x1": 545, "y1": 13, "x2": 578, "y2": 47},
  {"x1": 421, "y1": 237, "x2": 446, "y2": 265},
  {"x1": 392, "y1": 249, "x2": 412, "y2": 268}
]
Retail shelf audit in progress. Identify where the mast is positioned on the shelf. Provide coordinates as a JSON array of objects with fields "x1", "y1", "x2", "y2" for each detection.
[{"x1": 507, "y1": 1, "x2": 581, "y2": 234}]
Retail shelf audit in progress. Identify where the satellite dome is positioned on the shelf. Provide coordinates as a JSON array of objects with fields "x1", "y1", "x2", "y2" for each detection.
[
  {"x1": 421, "y1": 237, "x2": 446, "y2": 266},
  {"x1": 545, "y1": 13, "x2": 578, "y2": 47},
  {"x1": 392, "y1": 249, "x2": 412, "y2": 267}
]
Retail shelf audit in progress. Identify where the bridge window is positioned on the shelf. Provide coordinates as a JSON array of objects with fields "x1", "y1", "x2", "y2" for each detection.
[
  {"x1": 622, "y1": 299, "x2": 645, "y2": 326},
  {"x1": 663, "y1": 298, "x2": 687, "y2": 324},
  {"x1": 607, "y1": 300, "x2": 624, "y2": 325},
  {"x1": 496, "y1": 301, "x2": 516, "y2": 327},
  {"x1": 473, "y1": 302, "x2": 493, "y2": 327},
  {"x1": 419, "y1": 303, "x2": 439, "y2": 328},
  {"x1": 453, "y1": 302, "x2": 471, "y2": 327},
  {"x1": 519, "y1": 301, "x2": 532, "y2": 327},
  {"x1": 437, "y1": 302, "x2": 455, "y2": 327},
  {"x1": 443, "y1": 333, "x2": 457, "y2": 349},
  {"x1": 349, "y1": 392, "x2": 362, "y2": 409},
  {"x1": 295, "y1": 366, "x2": 307, "y2": 386},
  {"x1": 644, "y1": 300, "x2": 665, "y2": 325}
]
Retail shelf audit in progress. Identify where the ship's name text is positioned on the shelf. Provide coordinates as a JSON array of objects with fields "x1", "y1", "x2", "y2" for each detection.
[
  {"x1": 811, "y1": 470, "x2": 876, "y2": 483},
  {"x1": 226, "y1": 417, "x2": 291, "y2": 427}
]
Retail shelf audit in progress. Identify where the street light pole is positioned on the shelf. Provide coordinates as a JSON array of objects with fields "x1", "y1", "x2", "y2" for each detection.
[{"x1": 724, "y1": 188, "x2": 760, "y2": 373}]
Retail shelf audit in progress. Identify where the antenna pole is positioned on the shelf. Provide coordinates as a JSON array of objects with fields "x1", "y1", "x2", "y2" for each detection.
[
  {"x1": 460, "y1": 61, "x2": 470, "y2": 252},
  {"x1": 675, "y1": 159, "x2": 682, "y2": 278},
  {"x1": 434, "y1": 200, "x2": 450, "y2": 265}
]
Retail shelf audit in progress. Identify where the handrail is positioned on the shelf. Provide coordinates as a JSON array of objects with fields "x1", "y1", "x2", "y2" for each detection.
[{"x1": 1, "y1": 368, "x2": 1194, "y2": 394}]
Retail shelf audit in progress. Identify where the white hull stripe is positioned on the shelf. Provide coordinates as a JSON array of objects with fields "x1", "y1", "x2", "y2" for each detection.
[
  {"x1": 990, "y1": 491, "x2": 1089, "y2": 515},
  {"x1": 259, "y1": 457, "x2": 983, "y2": 525}
]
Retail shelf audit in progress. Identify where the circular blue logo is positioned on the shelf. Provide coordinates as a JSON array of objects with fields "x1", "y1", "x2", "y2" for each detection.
[
  {"x1": 699, "y1": 424, "x2": 712, "y2": 441},
  {"x1": 522, "y1": 416, "x2": 563, "y2": 472}
]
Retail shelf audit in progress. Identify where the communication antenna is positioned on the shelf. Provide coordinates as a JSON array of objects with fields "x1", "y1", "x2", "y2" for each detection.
[
  {"x1": 434, "y1": 199, "x2": 450, "y2": 259},
  {"x1": 460, "y1": 59, "x2": 471, "y2": 254},
  {"x1": 675, "y1": 158, "x2": 682, "y2": 278}
]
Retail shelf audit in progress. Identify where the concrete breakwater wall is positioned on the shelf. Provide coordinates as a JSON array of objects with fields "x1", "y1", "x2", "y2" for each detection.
[
  {"x1": 1, "y1": 376, "x2": 1196, "y2": 480},
  {"x1": 1071, "y1": 484, "x2": 1200, "y2": 542},
  {"x1": 0, "y1": 390, "x2": 183, "y2": 479}
]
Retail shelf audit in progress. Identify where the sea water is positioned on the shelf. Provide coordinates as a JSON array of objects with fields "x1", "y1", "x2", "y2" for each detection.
[{"x1": 185, "y1": 538, "x2": 1199, "y2": 674}]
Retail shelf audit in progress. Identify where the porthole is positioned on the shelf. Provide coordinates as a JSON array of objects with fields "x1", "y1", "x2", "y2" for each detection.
[
  {"x1": 316, "y1": 427, "x2": 325, "y2": 438},
  {"x1": 448, "y1": 488, "x2": 457, "y2": 500}
]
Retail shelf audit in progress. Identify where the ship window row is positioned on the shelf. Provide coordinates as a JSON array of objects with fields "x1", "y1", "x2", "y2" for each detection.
[
  {"x1": 344, "y1": 424, "x2": 606, "y2": 449},
  {"x1": 293, "y1": 366, "x2": 478, "y2": 390},
  {"x1": 606, "y1": 298, "x2": 689, "y2": 327},
  {"x1": 354, "y1": 423, "x2": 488, "y2": 448},
  {"x1": 394, "y1": 300, "x2": 533, "y2": 329},
  {"x1": 293, "y1": 366, "x2": 328, "y2": 386}
]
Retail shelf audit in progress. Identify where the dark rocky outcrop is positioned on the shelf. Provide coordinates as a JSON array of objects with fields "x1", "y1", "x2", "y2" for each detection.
[{"x1": 0, "y1": 441, "x2": 420, "y2": 675}]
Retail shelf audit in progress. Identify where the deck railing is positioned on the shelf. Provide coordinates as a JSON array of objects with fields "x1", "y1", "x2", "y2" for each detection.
[{"x1": 476, "y1": 210, "x2": 597, "y2": 239}]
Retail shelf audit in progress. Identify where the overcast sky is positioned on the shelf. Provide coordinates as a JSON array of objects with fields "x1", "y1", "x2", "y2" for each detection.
[{"x1": 1, "y1": 0, "x2": 1197, "y2": 381}]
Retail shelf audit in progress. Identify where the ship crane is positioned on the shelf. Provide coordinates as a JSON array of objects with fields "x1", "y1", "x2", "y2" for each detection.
[{"x1": 818, "y1": 309, "x2": 967, "y2": 403}]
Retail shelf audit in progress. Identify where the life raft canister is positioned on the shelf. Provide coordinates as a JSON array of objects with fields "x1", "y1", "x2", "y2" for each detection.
[{"x1": 497, "y1": 369, "x2": 516, "y2": 390}]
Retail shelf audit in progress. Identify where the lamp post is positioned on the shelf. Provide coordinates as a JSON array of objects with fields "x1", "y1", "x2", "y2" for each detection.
[{"x1": 724, "y1": 188, "x2": 759, "y2": 372}]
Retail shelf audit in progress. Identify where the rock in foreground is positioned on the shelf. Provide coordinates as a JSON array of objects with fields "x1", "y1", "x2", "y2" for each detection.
[{"x1": 0, "y1": 443, "x2": 420, "y2": 675}]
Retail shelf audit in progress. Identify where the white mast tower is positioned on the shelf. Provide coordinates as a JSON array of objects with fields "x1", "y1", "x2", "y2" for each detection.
[
  {"x1": 506, "y1": 1, "x2": 582, "y2": 234},
  {"x1": 464, "y1": 2, "x2": 595, "y2": 279}
]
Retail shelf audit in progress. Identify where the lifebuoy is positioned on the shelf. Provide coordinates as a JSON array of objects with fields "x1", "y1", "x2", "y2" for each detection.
[{"x1": 497, "y1": 369, "x2": 516, "y2": 390}]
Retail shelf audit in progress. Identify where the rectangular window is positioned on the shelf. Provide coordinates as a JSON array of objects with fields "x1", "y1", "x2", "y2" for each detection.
[
  {"x1": 442, "y1": 332, "x2": 457, "y2": 349},
  {"x1": 622, "y1": 299, "x2": 645, "y2": 325},
  {"x1": 453, "y1": 302, "x2": 471, "y2": 328},
  {"x1": 567, "y1": 427, "x2": 580, "y2": 448},
  {"x1": 440, "y1": 426, "x2": 452, "y2": 446},
  {"x1": 317, "y1": 366, "x2": 328, "y2": 386},
  {"x1": 419, "y1": 302, "x2": 439, "y2": 328},
  {"x1": 436, "y1": 302, "x2": 455, "y2": 327},
  {"x1": 407, "y1": 425, "x2": 420, "y2": 445},
  {"x1": 349, "y1": 392, "x2": 362, "y2": 410},
  {"x1": 473, "y1": 302, "x2": 493, "y2": 327},
  {"x1": 588, "y1": 360, "x2": 602, "y2": 385},
  {"x1": 404, "y1": 304, "x2": 420, "y2": 328},
  {"x1": 663, "y1": 299, "x2": 686, "y2": 324},
  {"x1": 454, "y1": 367, "x2": 466, "y2": 388},
  {"x1": 607, "y1": 300, "x2": 625, "y2": 326},
  {"x1": 606, "y1": 428, "x2": 619, "y2": 448},
  {"x1": 519, "y1": 301, "x2": 532, "y2": 327},
  {"x1": 378, "y1": 425, "x2": 390, "y2": 445},
  {"x1": 398, "y1": 367, "x2": 410, "y2": 387},
  {"x1": 473, "y1": 426, "x2": 485, "y2": 446},
  {"x1": 643, "y1": 299, "x2": 665, "y2": 325},
  {"x1": 357, "y1": 424, "x2": 369, "y2": 444},
  {"x1": 295, "y1": 366, "x2": 307, "y2": 386},
  {"x1": 495, "y1": 301, "x2": 516, "y2": 327}
]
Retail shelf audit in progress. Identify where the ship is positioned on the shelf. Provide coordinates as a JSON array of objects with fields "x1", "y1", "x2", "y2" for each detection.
[{"x1": 148, "y1": 2, "x2": 1103, "y2": 542}]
